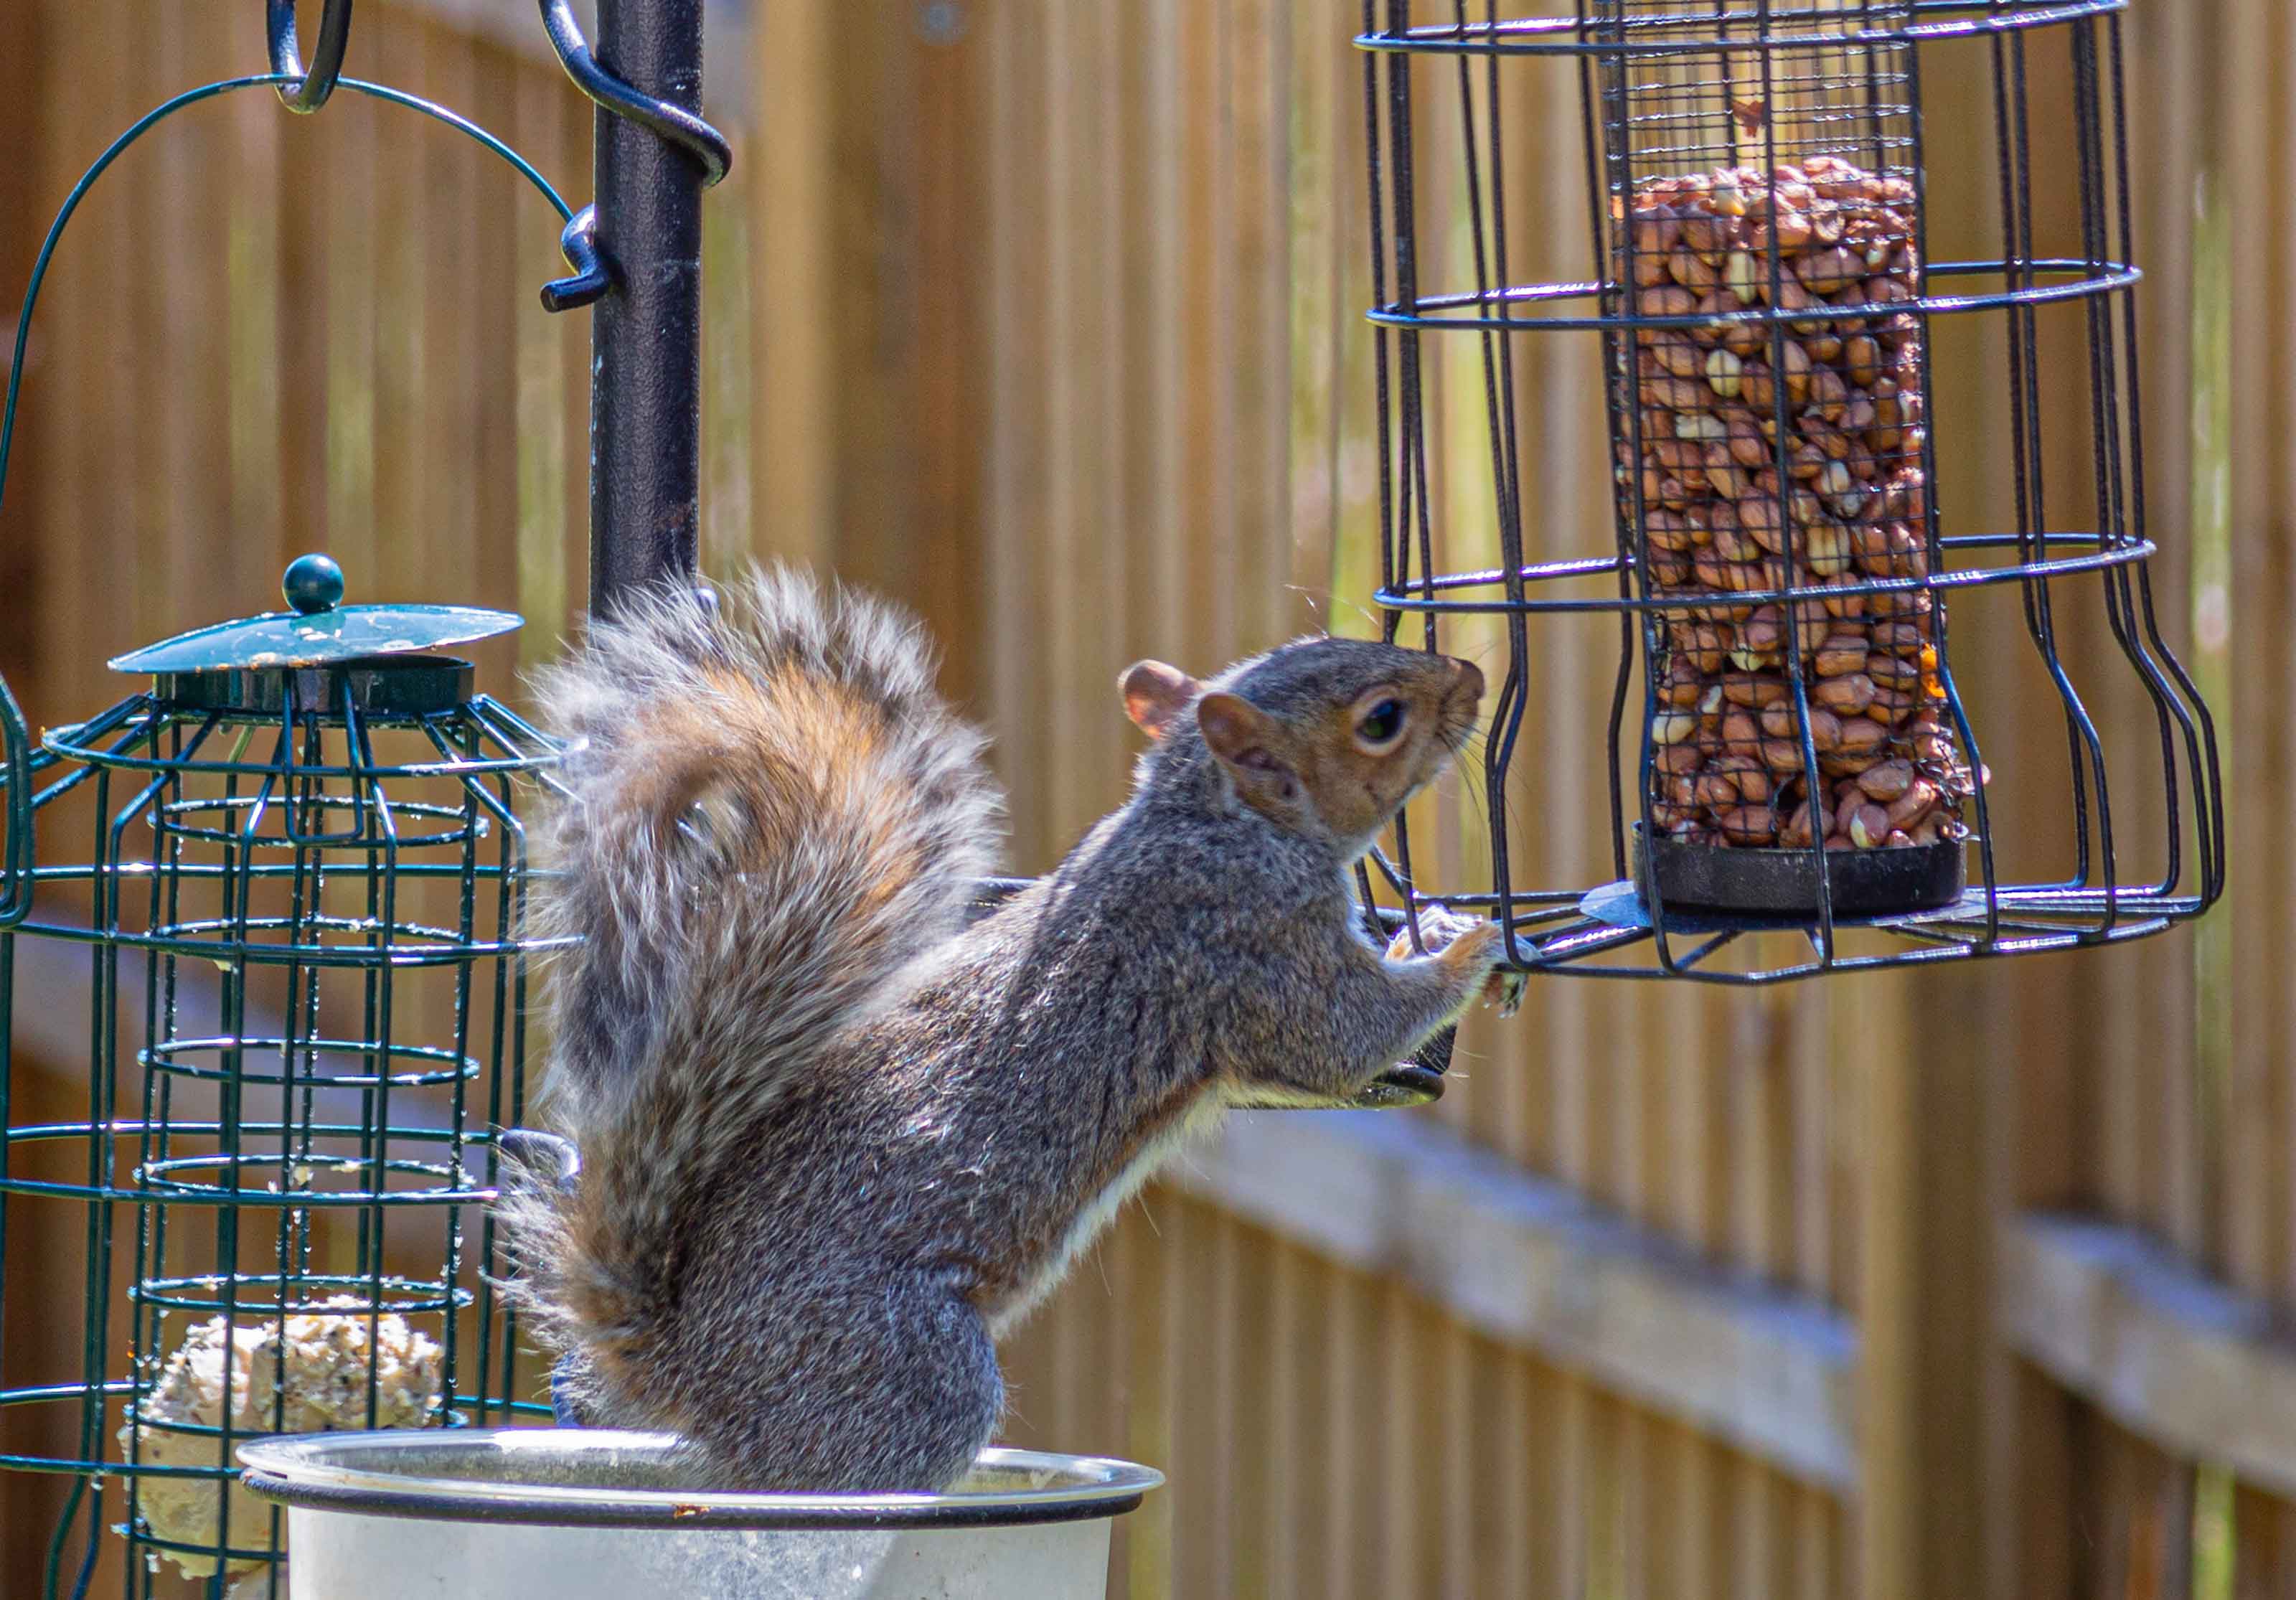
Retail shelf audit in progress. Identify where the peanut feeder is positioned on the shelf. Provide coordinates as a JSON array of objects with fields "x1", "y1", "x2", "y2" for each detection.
[{"x1": 1353, "y1": 1, "x2": 2221, "y2": 980}]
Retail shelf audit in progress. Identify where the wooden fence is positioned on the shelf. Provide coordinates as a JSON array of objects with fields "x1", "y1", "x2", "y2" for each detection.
[{"x1": 0, "y1": 1, "x2": 2287, "y2": 1596}]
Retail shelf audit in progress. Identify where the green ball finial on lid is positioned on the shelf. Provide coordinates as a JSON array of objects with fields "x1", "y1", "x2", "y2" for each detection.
[{"x1": 282, "y1": 553, "x2": 345, "y2": 616}]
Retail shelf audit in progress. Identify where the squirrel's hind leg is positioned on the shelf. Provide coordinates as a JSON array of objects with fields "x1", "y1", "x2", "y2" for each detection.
[{"x1": 672, "y1": 1270, "x2": 1002, "y2": 1495}]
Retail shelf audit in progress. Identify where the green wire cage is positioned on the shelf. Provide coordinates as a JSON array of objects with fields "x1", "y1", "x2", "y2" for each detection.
[
  {"x1": 0, "y1": 3, "x2": 662, "y2": 1586},
  {"x1": 0, "y1": 555, "x2": 563, "y2": 1597}
]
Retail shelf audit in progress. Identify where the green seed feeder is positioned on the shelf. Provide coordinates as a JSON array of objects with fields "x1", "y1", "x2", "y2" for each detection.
[{"x1": 0, "y1": 557, "x2": 561, "y2": 1596}]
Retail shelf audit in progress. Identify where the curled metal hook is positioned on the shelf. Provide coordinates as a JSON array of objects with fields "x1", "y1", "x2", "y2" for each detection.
[
  {"x1": 535, "y1": 0, "x2": 732, "y2": 312},
  {"x1": 536, "y1": 0, "x2": 731, "y2": 184},
  {"x1": 542, "y1": 207, "x2": 607, "y2": 314},
  {"x1": 266, "y1": 0, "x2": 354, "y2": 114}
]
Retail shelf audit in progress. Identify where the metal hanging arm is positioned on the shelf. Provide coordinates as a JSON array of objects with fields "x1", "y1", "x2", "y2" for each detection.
[
  {"x1": 267, "y1": 0, "x2": 355, "y2": 113},
  {"x1": 261, "y1": 0, "x2": 734, "y2": 618},
  {"x1": 536, "y1": 1, "x2": 731, "y2": 187},
  {"x1": 533, "y1": 0, "x2": 733, "y2": 618},
  {"x1": 535, "y1": 0, "x2": 733, "y2": 313}
]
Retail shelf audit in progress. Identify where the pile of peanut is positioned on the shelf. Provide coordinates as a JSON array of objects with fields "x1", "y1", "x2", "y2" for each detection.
[{"x1": 1619, "y1": 155, "x2": 1976, "y2": 852}]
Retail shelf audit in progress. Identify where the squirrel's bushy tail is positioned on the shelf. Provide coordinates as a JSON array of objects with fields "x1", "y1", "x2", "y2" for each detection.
[{"x1": 499, "y1": 567, "x2": 1002, "y2": 1416}]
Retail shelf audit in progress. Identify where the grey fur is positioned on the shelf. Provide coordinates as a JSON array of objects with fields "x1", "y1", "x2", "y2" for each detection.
[{"x1": 500, "y1": 570, "x2": 1496, "y2": 1492}]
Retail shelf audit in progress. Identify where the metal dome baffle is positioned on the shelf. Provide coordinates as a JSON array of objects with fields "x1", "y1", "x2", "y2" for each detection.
[
  {"x1": 0, "y1": 557, "x2": 562, "y2": 1596},
  {"x1": 1354, "y1": 0, "x2": 2222, "y2": 982}
]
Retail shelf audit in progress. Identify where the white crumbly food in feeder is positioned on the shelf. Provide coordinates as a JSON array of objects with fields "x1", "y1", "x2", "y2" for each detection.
[{"x1": 121, "y1": 1297, "x2": 443, "y2": 1588}]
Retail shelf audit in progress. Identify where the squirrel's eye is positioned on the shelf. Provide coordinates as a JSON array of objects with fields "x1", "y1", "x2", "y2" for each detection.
[{"x1": 1357, "y1": 699, "x2": 1407, "y2": 746}]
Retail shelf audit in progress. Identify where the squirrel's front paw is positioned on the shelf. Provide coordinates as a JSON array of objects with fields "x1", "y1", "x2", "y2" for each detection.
[
  {"x1": 1446, "y1": 926, "x2": 1525, "y2": 1017},
  {"x1": 1389, "y1": 906, "x2": 1523, "y2": 1019},
  {"x1": 1385, "y1": 903, "x2": 1486, "y2": 962}
]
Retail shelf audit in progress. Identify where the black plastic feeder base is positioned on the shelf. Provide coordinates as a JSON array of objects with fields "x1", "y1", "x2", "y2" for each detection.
[{"x1": 1636, "y1": 827, "x2": 1967, "y2": 920}]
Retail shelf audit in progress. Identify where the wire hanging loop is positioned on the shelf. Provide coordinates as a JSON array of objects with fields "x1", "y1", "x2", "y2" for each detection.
[
  {"x1": 265, "y1": 0, "x2": 354, "y2": 113},
  {"x1": 1, "y1": 72, "x2": 575, "y2": 586},
  {"x1": 535, "y1": 0, "x2": 733, "y2": 313}
]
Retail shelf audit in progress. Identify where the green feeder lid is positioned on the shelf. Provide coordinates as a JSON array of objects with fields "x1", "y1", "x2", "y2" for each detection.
[{"x1": 108, "y1": 554, "x2": 523, "y2": 674}]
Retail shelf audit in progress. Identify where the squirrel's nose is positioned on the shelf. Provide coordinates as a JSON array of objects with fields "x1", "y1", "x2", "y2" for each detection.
[{"x1": 1449, "y1": 657, "x2": 1485, "y2": 701}]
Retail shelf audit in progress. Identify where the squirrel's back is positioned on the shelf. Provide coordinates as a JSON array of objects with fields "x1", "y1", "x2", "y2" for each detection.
[{"x1": 502, "y1": 568, "x2": 1003, "y2": 1437}]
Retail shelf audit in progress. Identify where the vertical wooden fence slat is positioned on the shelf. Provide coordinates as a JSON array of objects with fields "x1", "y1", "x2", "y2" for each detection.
[
  {"x1": 984, "y1": 0, "x2": 1050, "y2": 865},
  {"x1": 1276, "y1": 1236, "x2": 1322, "y2": 1600},
  {"x1": 913, "y1": 12, "x2": 993, "y2": 708},
  {"x1": 1232, "y1": 0, "x2": 1292, "y2": 652},
  {"x1": 275, "y1": 72, "x2": 331, "y2": 584},
  {"x1": 2235, "y1": 1484, "x2": 2296, "y2": 1600},
  {"x1": 747, "y1": 0, "x2": 834, "y2": 579},
  {"x1": 1041, "y1": 0, "x2": 1088, "y2": 855},
  {"x1": 420, "y1": 17, "x2": 476, "y2": 641},
  {"x1": 324, "y1": 22, "x2": 380, "y2": 613},
  {"x1": 512, "y1": 59, "x2": 571, "y2": 666},
  {"x1": 0, "y1": 0, "x2": 43, "y2": 697},
  {"x1": 144, "y1": 4, "x2": 198, "y2": 656},
  {"x1": 229, "y1": 80, "x2": 283, "y2": 599},
  {"x1": 2220, "y1": 0, "x2": 2284, "y2": 1330},
  {"x1": 368, "y1": 15, "x2": 424, "y2": 609},
  {"x1": 2227, "y1": 0, "x2": 2296, "y2": 1592}
]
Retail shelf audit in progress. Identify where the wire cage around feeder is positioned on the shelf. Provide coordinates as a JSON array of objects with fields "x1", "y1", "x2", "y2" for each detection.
[
  {"x1": 0, "y1": 6, "x2": 707, "y2": 1586},
  {"x1": 0, "y1": 557, "x2": 563, "y2": 1599},
  {"x1": 1355, "y1": 0, "x2": 2222, "y2": 982}
]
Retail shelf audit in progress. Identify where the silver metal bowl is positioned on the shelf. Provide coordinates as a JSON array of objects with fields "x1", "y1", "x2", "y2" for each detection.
[{"x1": 239, "y1": 1429, "x2": 1161, "y2": 1599}]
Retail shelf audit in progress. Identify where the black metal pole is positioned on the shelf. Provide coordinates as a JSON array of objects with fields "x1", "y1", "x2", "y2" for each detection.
[{"x1": 588, "y1": 0, "x2": 706, "y2": 618}]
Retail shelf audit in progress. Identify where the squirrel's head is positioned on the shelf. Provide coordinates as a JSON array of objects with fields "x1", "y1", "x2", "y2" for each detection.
[{"x1": 1119, "y1": 638, "x2": 1485, "y2": 854}]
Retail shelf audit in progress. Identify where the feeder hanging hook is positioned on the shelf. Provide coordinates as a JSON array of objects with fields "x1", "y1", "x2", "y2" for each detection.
[
  {"x1": 266, "y1": 0, "x2": 355, "y2": 113},
  {"x1": 535, "y1": 0, "x2": 733, "y2": 313}
]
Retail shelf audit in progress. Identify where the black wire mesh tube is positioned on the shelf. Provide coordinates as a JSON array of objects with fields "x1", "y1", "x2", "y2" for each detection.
[{"x1": 1354, "y1": 1, "x2": 2224, "y2": 982}]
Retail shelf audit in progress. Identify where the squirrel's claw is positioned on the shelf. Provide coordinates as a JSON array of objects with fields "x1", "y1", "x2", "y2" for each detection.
[{"x1": 1486, "y1": 966, "x2": 1526, "y2": 1019}]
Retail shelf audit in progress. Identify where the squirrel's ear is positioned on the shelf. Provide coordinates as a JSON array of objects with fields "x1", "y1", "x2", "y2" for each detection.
[
  {"x1": 1196, "y1": 692, "x2": 1301, "y2": 809},
  {"x1": 1120, "y1": 660, "x2": 1200, "y2": 740}
]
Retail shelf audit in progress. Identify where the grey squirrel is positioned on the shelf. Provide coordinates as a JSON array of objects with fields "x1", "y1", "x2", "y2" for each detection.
[{"x1": 500, "y1": 566, "x2": 1514, "y2": 1492}]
